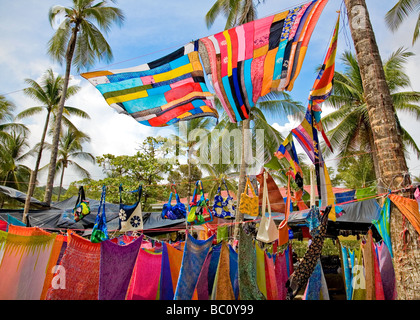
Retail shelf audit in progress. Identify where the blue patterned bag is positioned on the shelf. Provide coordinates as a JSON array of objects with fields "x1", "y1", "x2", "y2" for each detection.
[
  {"x1": 162, "y1": 184, "x2": 186, "y2": 220},
  {"x1": 212, "y1": 178, "x2": 236, "y2": 219}
]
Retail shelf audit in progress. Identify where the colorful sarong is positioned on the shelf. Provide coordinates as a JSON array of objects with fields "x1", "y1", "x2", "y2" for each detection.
[
  {"x1": 199, "y1": 0, "x2": 327, "y2": 123},
  {"x1": 160, "y1": 242, "x2": 184, "y2": 300},
  {"x1": 0, "y1": 230, "x2": 56, "y2": 300},
  {"x1": 274, "y1": 249, "x2": 289, "y2": 300},
  {"x1": 376, "y1": 241, "x2": 397, "y2": 300},
  {"x1": 174, "y1": 232, "x2": 214, "y2": 300},
  {"x1": 81, "y1": 41, "x2": 218, "y2": 127},
  {"x1": 302, "y1": 259, "x2": 329, "y2": 300},
  {"x1": 126, "y1": 248, "x2": 162, "y2": 300},
  {"x1": 212, "y1": 241, "x2": 235, "y2": 300},
  {"x1": 46, "y1": 232, "x2": 101, "y2": 300},
  {"x1": 99, "y1": 236, "x2": 143, "y2": 300}
]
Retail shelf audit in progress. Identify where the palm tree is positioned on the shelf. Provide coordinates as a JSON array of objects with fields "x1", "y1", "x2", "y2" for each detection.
[
  {"x1": 0, "y1": 95, "x2": 28, "y2": 141},
  {"x1": 40, "y1": 129, "x2": 95, "y2": 201},
  {"x1": 322, "y1": 48, "x2": 420, "y2": 181},
  {"x1": 0, "y1": 130, "x2": 31, "y2": 191},
  {"x1": 385, "y1": 0, "x2": 420, "y2": 45},
  {"x1": 44, "y1": 0, "x2": 124, "y2": 205},
  {"x1": 345, "y1": 0, "x2": 416, "y2": 299},
  {"x1": 172, "y1": 117, "x2": 215, "y2": 204},
  {"x1": 17, "y1": 68, "x2": 87, "y2": 218}
]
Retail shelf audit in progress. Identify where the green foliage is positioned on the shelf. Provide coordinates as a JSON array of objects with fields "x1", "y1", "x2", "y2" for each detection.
[{"x1": 66, "y1": 136, "x2": 175, "y2": 210}]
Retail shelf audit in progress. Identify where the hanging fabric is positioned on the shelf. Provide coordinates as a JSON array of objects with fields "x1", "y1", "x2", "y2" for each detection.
[
  {"x1": 212, "y1": 178, "x2": 236, "y2": 219},
  {"x1": 274, "y1": 248, "x2": 289, "y2": 300},
  {"x1": 302, "y1": 259, "x2": 330, "y2": 300},
  {"x1": 195, "y1": 246, "x2": 216, "y2": 300},
  {"x1": 174, "y1": 232, "x2": 214, "y2": 300},
  {"x1": 256, "y1": 169, "x2": 286, "y2": 213},
  {"x1": 274, "y1": 133, "x2": 304, "y2": 189},
  {"x1": 389, "y1": 194, "x2": 420, "y2": 235},
  {"x1": 211, "y1": 241, "x2": 235, "y2": 300},
  {"x1": 160, "y1": 242, "x2": 184, "y2": 300},
  {"x1": 238, "y1": 226, "x2": 266, "y2": 300},
  {"x1": 119, "y1": 184, "x2": 144, "y2": 232},
  {"x1": 81, "y1": 41, "x2": 218, "y2": 127},
  {"x1": 126, "y1": 248, "x2": 162, "y2": 300},
  {"x1": 375, "y1": 241, "x2": 397, "y2": 300},
  {"x1": 91, "y1": 185, "x2": 109, "y2": 243},
  {"x1": 98, "y1": 236, "x2": 143, "y2": 300},
  {"x1": 363, "y1": 229, "x2": 384, "y2": 300},
  {"x1": 372, "y1": 197, "x2": 393, "y2": 257},
  {"x1": 351, "y1": 245, "x2": 366, "y2": 300},
  {"x1": 72, "y1": 186, "x2": 90, "y2": 222},
  {"x1": 278, "y1": 172, "x2": 292, "y2": 246},
  {"x1": 256, "y1": 171, "x2": 279, "y2": 243},
  {"x1": 286, "y1": 205, "x2": 330, "y2": 299},
  {"x1": 239, "y1": 177, "x2": 259, "y2": 217},
  {"x1": 265, "y1": 252, "x2": 279, "y2": 300},
  {"x1": 162, "y1": 184, "x2": 187, "y2": 220},
  {"x1": 187, "y1": 180, "x2": 213, "y2": 226},
  {"x1": 46, "y1": 232, "x2": 101, "y2": 300},
  {"x1": 255, "y1": 243, "x2": 267, "y2": 298},
  {"x1": 340, "y1": 244, "x2": 353, "y2": 300},
  {"x1": 0, "y1": 230, "x2": 56, "y2": 300},
  {"x1": 198, "y1": 0, "x2": 328, "y2": 123}
]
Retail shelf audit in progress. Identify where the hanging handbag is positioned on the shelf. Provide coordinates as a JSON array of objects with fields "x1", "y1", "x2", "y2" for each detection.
[
  {"x1": 73, "y1": 186, "x2": 90, "y2": 222},
  {"x1": 256, "y1": 171, "x2": 279, "y2": 243},
  {"x1": 162, "y1": 184, "x2": 187, "y2": 220},
  {"x1": 119, "y1": 184, "x2": 144, "y2": 232},
  {"x1": 187, "y1": 180, "x2": 213, "y2": 226},
  {"x1": 91, "y1": 185, "x2": 109, "y2": 243},
  {"x1": 212, "y1": 178, "x2": 236, "y2": 219},
  {"x1": 239, "y1": 177, "x2": 259, "y2": 217}
]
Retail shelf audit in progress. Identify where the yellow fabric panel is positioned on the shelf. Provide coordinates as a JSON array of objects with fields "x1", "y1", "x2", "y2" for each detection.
[
  {"x1": 253, "y1": 44, "x2": 269, "y2": 59},
  {"x1": 223, "y1": 30, "x2": 233, "y2": 77},
  {"x1": 273, "y1": 11, "x2": 288, "y2": 22},
  {"x1": 105, "y1": 89, "x2": 148, "y2": 105},
  {"x1": 81, "y1": 71, "x2": 113, "y2": 79},
  {"x1": 153, "y1": 64, "x2": 194, "y2": 83},
  {"x1": 188, "y1": 52, "x2": 203, "y2": 71}
]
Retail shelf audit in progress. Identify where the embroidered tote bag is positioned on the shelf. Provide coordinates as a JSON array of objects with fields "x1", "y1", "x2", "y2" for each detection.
[
  {"x1": 239, "y1": 177, "x2": 258, "y2": 217},
  {"x1": 73, "y1": 186, "x2": 90, "y2": 222},
  {"x1": 187, "y1": 180, "x2": 213, "y2": 226},
  {"x1": 212, "y1": 178, "x2": 236, "y2": 219},
  {"x1": 256, "y1": 171, "x2": 279, "y2": 243},
  {"x1": 119, "y1": 184, "x2": 144, "y2": 232},
  {"x1": 162, "y1": 184, "x2": 187, "y2": 220}
]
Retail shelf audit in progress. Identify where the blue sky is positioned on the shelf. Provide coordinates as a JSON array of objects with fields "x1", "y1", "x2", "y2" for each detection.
[{"x1": 0, "y1": 0, "x2": 419, "y2": 188}]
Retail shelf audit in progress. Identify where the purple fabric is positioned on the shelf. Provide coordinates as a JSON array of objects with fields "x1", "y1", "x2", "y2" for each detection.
[
  {"x1": 98, "y1": 235, "x2": 143, "y2": 300},
  {"x1": 275, "y1": 251, "x2": 288, "y2": 300},
  {"x1": 195, "y1": 250, "x2": 213, "y2": 300},
  {"x1": 376, "y1": 241, "x2": 397, "y2": 300}
]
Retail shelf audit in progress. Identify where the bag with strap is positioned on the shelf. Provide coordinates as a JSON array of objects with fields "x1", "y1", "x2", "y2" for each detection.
[
  {"x1": 91, "y1": 185, "x2": 109, "y2": 243},
  {"x1": 239, "y1": 177, "x2": 259, "y2": 217},
  {"x1": 119, "y1": 184, "x2": 144, "y2": 232},
  {"x1": 256, "y1": 171, "x2": 279, "y2": 243},
  {"x1": 73, "y1": 186, "x2": 90, "y2": 222},
  {"x1": 162, "y1": 184, "x2": 187, "y2": 220},
  {"x1": 212, "y1": 178, "x2": 236, "y2": 219},
  {"x1": 187, "y1": 180, "x2": 213, "y2": 226}
]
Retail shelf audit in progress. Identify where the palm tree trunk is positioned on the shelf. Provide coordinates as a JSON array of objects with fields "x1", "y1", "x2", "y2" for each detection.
[
  {"x1": 44, "y1": 26, "x2": 78, "y2": 205},
  {"x1": 57, "y1": 166, "x2": 65, "y2": 202},
  {"x1": 233, "y1": 118, "x2": 250, "y2": 239},
  {"x1": 345, "y1": 0, "x2": 419, "y2": 299},
  {"x1": 22, "y1": 109, "x2": 51, "y2": 223}
]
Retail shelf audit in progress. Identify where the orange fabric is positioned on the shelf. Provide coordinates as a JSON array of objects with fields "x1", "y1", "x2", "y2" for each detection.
[
  {"x1": 389, "y1": 194, "x2": 420, "y2": 235},
  {"x1": 167, "y1": 243, "x2": 184, "y2": 294},
  {"x1": 256, "y1": 169, "x2": 285, "y2": 213},
  {"x1": 40, "y1": 234, "x2": 66, "y2": 300},
  {"x1": 278, "y1": 174, "x2": 291, "y2": 246},
  {"x1": 214, "y1": 241, "x2": 235, "y2": 300},
  {"x1": 8, "y1": 224, "x2": 51, "y2": 236}
]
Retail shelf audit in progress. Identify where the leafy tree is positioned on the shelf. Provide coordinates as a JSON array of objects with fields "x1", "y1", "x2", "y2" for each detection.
[
  {"x1": 322, "y1": 48, "x2": 420, "y2": 180},
  {"x1": 0, "y1": 95, "x2": 27, "y2": 141},
  {"x1": 44, "y1": 0, "x2": 124, "y2": 205},
  {"x1": 0, "y1": 130, "x2": 31, "y2": 191},
  {"x1": 385, "y1": 0, "x2": 420, "y2": 45}
]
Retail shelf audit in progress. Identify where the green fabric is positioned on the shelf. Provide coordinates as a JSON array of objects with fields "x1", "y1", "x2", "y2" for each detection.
[
  {"x1": 351, "y1": 246, "x2": 366, "y2": 300},
  {"x1": 216, "y1": 225, "x2": 228, "y2": 243},
  {"x1": 238, "y1": 227, "x2": 266, "y2": 300},
  {"x1": 355, "y1": 186, "x2": 376, "y2": 201}
]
